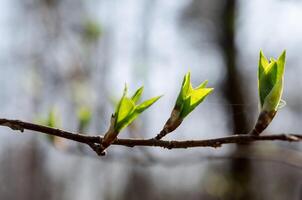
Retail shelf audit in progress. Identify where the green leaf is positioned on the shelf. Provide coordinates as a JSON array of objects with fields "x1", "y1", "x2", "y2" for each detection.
[
  {"x1": 180, "y1": 88, "x2": 214, "y2": 118},
  {"x1": 77, "y1": 106, "x2": 92, "y2": 131},
  {"x1": 114, "y1": 97, "x2": 136, "y2": 131},
  {"x1": 176, "y1": 72, "x2": 191, "y2": 107},
  {"x1": 182, "y1": 72, "x2": 191, "y2": 96},
  {"x1": 190, "y1": 88, "x2": 213, "y2": 108},
  {"x1": 258, "y1": 50, "x2": 286, "y2": 110},
  {"x1": 276, "y1": 50, "x2": 286, "y2": 81},
  {"x1": 175, "y1": 72, "x2": 213, "y2": 119},
  {"x1": 35, "y1": 108, "x2": 60, "y2": 143},
  {"x1": 114, "y1": 84, "x2": 128, "y2": 116},
  {"x1": 189, "y1": 88, "x2": 213, "y2": 106},
  {"x1": 131, "y1": 86, "x2": 144, "y2": 103},
  {"x1": 116, "y1": 97, "x2": 135, "y2": 124},
  {"x1": 258, "y1": 50, "x2": 269, "y2": 80},
  {"x1": 180, "y1": 96, "x2": 192, "y2": 118},
  {"x1": 83, "y1": 19, "x2": 102, "y2": 42},
  {"x1": 115, "y1": 111, "x2": 140, "y2": 131},
  {"x1": 196, "y1": 80, "x2": 208, "y2": 90},
  {"x1": 263, "y1": 79, "x2": 283, "y2": 111},
  {"x1": 112, "y1": 85, "x2": 161, "y2": 132},
  {"x1": 116, "y1": 94, "x2": 160, "y2": 131},
  {"x1": 259, "y1": 61, "x2": 278, "y2": 107},
  {"x1": 35, "y1": 108, "x2": 60, "y2": 128},
  {"x1": 136, "y1": 96, "x2": 162, "y2": 113},
  {"x1": 47, "y1": 110, "x2": 56, "y2": 128},
  {"x1": 267, "y1": 61, "x2": 278, "y2": 83}
]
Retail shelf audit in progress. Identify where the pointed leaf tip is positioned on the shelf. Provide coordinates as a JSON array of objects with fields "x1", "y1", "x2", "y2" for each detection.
[
  {"x1": 279, "y1": 50, "x2": 286, "y2": 59},
  {"x1": 183, "y1": 72, "x2": 191, "y2": 91},
  {"x1": 114, "y1": 84, "x2": 128, "y2": 117},
  {"x1": 136, "y1": 95, "x2": 162, "y2": 113},
  {"x1": 131, "y1": 86, "x2": 144, "y2": 103},
  {"x1": 177, "y1": 72, "x2": 191, "y2": 107},
  {"x1": 123, "y1": 83, "x2": 128, "y2": 96},
  {"x1": 112, "y1": 84, "x2": 162, "y2": 132},
  {"x1": 277, "y1": 50, "x2": 286, "y2": 72},
  {"x1": 259, "y1": 50, "x2": 269, "y2": 64},
  {"x1": 197, "y1": 80, "x2": 209, "y2": 89},
  {"x1": 258, "y1": 50, "x2": 269, "y2": 81}
]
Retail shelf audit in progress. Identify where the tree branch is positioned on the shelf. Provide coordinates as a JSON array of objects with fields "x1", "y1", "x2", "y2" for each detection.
[{"x1": 0, "y1": 118, "x2": 301, "y2": 155}]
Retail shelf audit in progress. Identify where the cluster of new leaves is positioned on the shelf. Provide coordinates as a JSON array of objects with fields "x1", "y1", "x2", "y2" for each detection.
[
  {"x1": 252, "y1": 50, "x2": 286, "y2": 135},
  {"x1": 176, "y1": 72, "x2": 214, "y2": 119},
  {"x1": 258, "y1": 50, "x2": 286, "y2": 112},
  {"x1": 77, "y1": 106, "x2": 92, "y2": 132},
  {"x1": 34, "y1": 50, "x2": 287, "y2": 154},
  {"x1": 154, "y1": 73, "x2": 214, "y2": 140},
  {"x1": 99, "y1": 86, "x2": 162, "y2": 153},
  {"x1": 113, "y1": 86, "x2": 161, "y2": 132},
  {"x1": 37, "y1": 107, "x2": 93, "y2": 145},
  {"x1": 100, "y1": 72, "x2": 214, "y2": 153},
  {"x1": 102, "y1": 51, "x2": 286, "y2": 151},
  {"x1": 100, "y1": 50, "x2": 287, "y2": 151}
]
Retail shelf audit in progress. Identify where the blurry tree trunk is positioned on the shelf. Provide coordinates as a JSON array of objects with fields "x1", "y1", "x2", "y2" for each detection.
[
  {"x1": 179, "y1": 0, "x2": 254, "y2": 198},
  {"x1": 120, "y1": 166, "x2": 155, "y2": 200},
  {"x1": 218, "y1": 0, "x2": 253, "y2": 199}
]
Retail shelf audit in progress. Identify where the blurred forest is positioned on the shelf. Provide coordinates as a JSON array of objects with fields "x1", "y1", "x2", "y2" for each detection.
[{"x1": 0, "y1": 0, "x2": 302, "y2": 199}]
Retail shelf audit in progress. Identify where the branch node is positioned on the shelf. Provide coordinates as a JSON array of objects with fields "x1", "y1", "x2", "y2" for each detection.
[
  {"x1": 154, "y1": 129, "x2": 167, "y2": 140},
  {"x1": 3, "y1": 122, "x2": 24, "y2": 132},
  {"x1": 1, "y1": 118, "x2": 302, "y2": 154},
  {"x1": 88, "y1": 143, "x2": 106, "y2": 156},
  {"x1": 167, "y1": 141, "x2": 174, "y2": 149},
  {"x1": 213, "y1": 142, "x2": 222, "y2": 148}
]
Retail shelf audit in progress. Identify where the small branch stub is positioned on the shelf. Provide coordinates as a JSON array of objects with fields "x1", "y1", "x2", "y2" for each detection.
[
  {"x1": 251, "y1": 111, "x2": 276, "y2": 136},
  {"x1": 2, "y1": 121, "x2": 25, "y2": 132},
  {"x1": 155, "y1": 109, "x2": 182, "y2": 140}
]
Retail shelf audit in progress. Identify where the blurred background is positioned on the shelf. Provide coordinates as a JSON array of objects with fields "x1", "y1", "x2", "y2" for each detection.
[{"x1": 0, "y1": 0, "x2": 302, "y2": 199}]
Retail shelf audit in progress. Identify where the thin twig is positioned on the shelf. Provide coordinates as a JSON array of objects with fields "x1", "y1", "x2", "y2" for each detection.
[{"x1": 0, "y1": 118, "x2": 301, "y2": 155}]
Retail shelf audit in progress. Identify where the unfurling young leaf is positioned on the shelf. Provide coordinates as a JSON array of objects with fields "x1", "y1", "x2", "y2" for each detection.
[
  {"x1": 35, "y1": 108, "x2": 60, "y2": 128},
  {"x1": 176, "y1": 72, "x2": 213, "y2": 118},
  {"x1": 35, "y1": 108, "x2": 61, "y2": 144},
  {"x1": 100, "y1": 85, "x2": 161, "y2": 153},
  {"x1": 252, "y1": 50, "x2": 286, "y2": 135},
  {"x1": 155, "y1": 72, "x2": 213, "y2": 140},
  {"x1": 77, "y1": 106, "x2": 92, "y2": 132}
]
